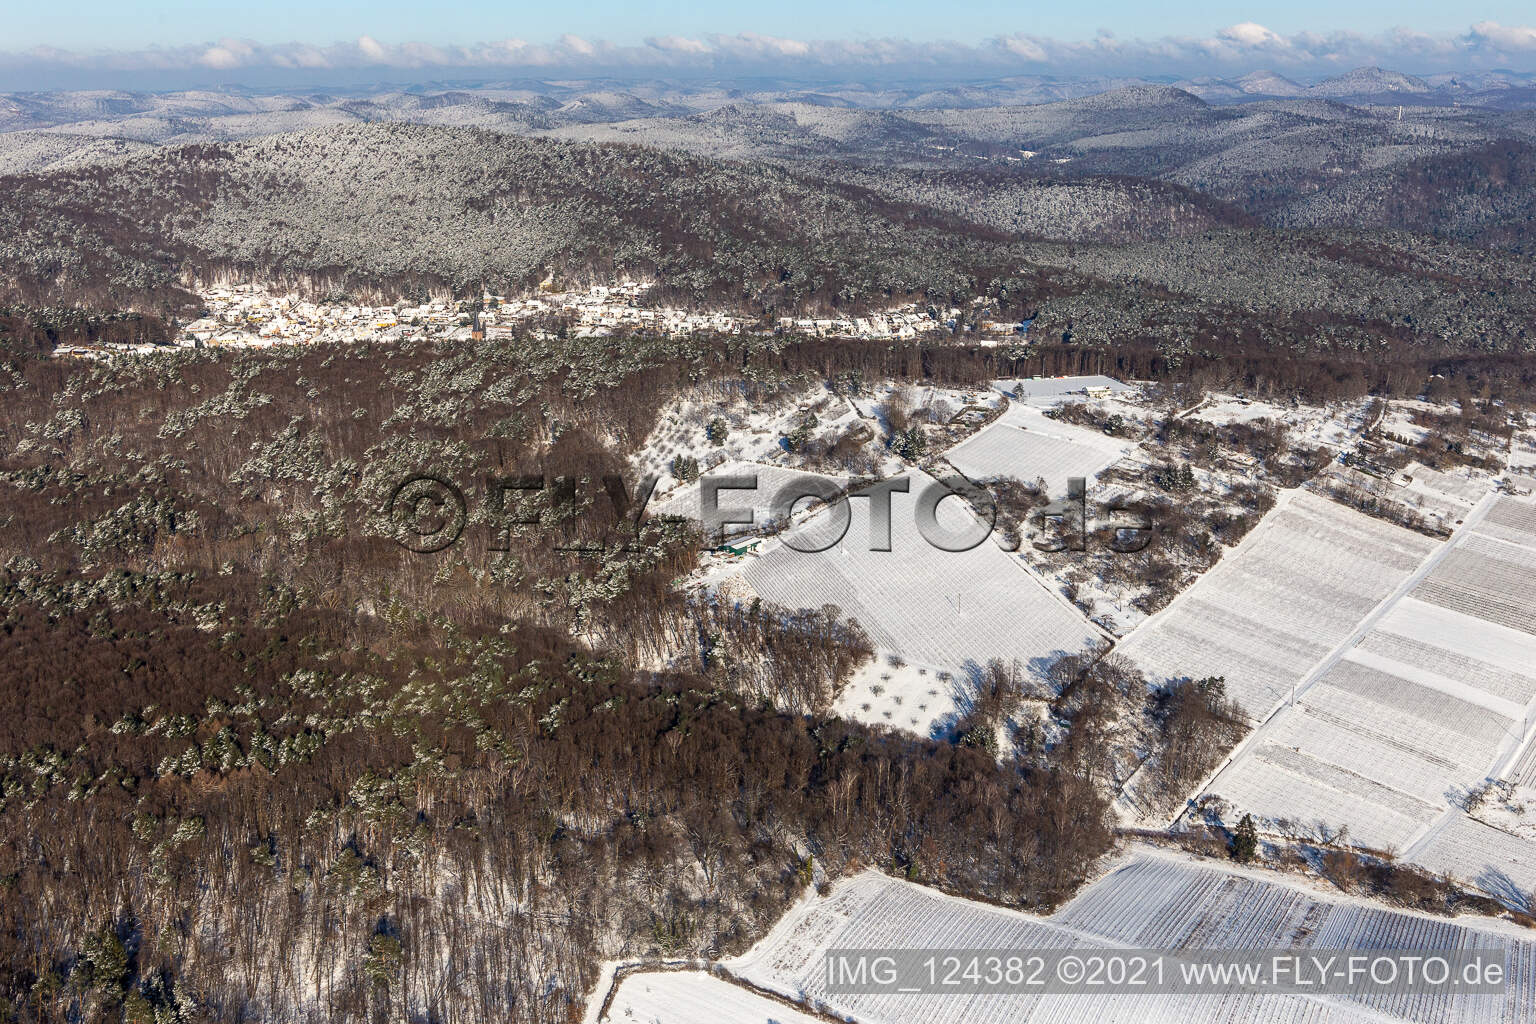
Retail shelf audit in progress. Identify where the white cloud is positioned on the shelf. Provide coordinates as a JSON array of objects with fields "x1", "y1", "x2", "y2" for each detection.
[
  {"x1": 2, "y1": 23, "x2": 1535, "y2": 82},
  {"x1": 356, "y1": 35, "x2": 389, "y2": 62},
  {"x1": 198, "y1": 46, "x2": 243, "y2": 70},
  {"x1": 727, "y1": 33, "x2": 812, "y2": 59},
  {"x1": 1220, "y1": 22, "x2": 1286, "y2": 48},
  {"x1": 647, "y1": 35, "x2": 713, "y2": 55},
  {"x1": 1470, "y1": 21, "x2": 1536, "y2": 52},
  {"x1": 999, "y1": 36, "x2": 1048, "y2": 62}
]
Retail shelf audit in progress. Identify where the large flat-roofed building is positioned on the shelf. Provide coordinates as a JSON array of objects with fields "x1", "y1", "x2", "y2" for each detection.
[{"x1": 995, "y1": 374, "x2": 1136, "y2": 403}]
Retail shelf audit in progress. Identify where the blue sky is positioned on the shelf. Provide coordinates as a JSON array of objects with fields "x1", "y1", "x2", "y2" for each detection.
[
  {"x1": 7, "y1": 0, "x2": 1534, "y2": 51},
  {"x1": 3, "y1": 3, "x2": 1535, "y2": 89}
]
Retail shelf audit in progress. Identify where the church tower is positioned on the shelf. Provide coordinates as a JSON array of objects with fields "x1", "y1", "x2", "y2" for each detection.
[{"x1": 470, "y1": 290, "x2": 485, "y2": 341}]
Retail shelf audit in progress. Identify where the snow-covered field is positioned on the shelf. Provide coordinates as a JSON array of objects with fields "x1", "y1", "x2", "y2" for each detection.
[
  {"x1": 736, "y1": 468, "x2": 1106, "y2": 734},
  {"x1": 721, "y1": 847, "x2": 1536, "y2": 1024},
  {"x1": 1415, "y1": 529, "x2": 1536, "y2": 638},
  {"x1": 1115, "y1": 488, "x2": 1439, "y2": 718},
  {"x1": 943, "y1": 405, "x2": 1134, "y2": 496},
  {"x1": 1413, "y1": 814, "x2": 1536, "y2": 911},
  {"x1": 1195, "y1": 490, "x2": 1536, "y2": 895},
  {"x1": 601, "y1": 971, "x2": 826, "y2": 1024},
  {"x1": 1511, "y1": 747, "x2": 1536, "y2": 791},
  {"x1": 1208, "y1": 595, "x2": 1536, "y2": 850}
]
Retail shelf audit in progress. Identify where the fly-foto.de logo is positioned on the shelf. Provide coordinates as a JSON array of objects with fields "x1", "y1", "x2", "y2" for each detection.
[
  {"x1": 384, "y1": 469, "x2": 1157, "y2": 556},
  {"x1": 385, "y1": 472, "x2": 660, "y2": 555},
  {"x1": 693, "y1": 472, "x2": 1153, "y2": 554}
]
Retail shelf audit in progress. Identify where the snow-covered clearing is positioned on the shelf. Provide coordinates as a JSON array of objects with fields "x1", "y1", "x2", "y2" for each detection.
[
  {"x1": 601, "y1": 970, "x2": 828, "y2": 1024},
  {"x1": 1185, "y1": 394, "x2": 1373, "y2": 452},
  {"x1": 735, "y1": 468, "x2": 1106, "y2": 736},
  {"x1": 1188, "y1": 396, "x2": 1288, "y2": 426},
  {"x1": 943, "y1": 404, "x2": 1134, "y2": 496},
  {"x1": 722, "y1": 846, "x2": 1536, "y2": 1024},
  {"x1": 633, "y1": 387, "x2": 862, "y2": 493},
  {"x1": 835, "y1": 655, "x2": 974, "y2": 738},
  {"x1": 991, "y1": 375, "x2": 1137, "y2": 408}
]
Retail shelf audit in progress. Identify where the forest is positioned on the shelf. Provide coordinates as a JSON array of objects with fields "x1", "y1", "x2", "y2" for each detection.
[
  {"x1": 5, "y1": 257, "x2": 1530, "y2": 1024},
  {"x1": 4, "y1": 93, "x2": 1536, "y2": 1022},
  {"x1": 0, "y1": 326, "x2": 1165, "y2": 1024},
  {"x1": 4, "y1": 123, "x2": 1536, "y2": 371}
]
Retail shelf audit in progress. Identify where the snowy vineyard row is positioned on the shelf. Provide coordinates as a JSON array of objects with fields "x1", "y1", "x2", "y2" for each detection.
[
  {"x1": 1116, "y1": 488, "x2": 1439, "y2": 718},
  {"x1": 655, "y1": 849, "x2": 1536, "y2": 1024},
  {"x1": 1167, "y1": 487, "x2": 1536, "y2": 904}
]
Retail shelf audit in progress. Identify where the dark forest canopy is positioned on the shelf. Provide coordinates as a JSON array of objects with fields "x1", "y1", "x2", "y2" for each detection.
[
  {"x1": 2, "y1": 278, "x2": 1529, "y2": 1021},
  {"x1": 2, "y1": 124, "x2": 1535, "y2": 365},
  {"x1": 0, "y1": 330, "x2": 1131, "y2": 1024},
  {"x1": 4, "y1": 99, "x2": 1536, "y2": 1022}
]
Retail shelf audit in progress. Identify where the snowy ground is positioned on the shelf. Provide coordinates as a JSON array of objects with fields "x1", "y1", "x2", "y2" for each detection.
[
  {"x1": 1187, "y1": 394, "x2": 1374, "y2": 451},
  {"x1": 1381, "y1": 408, "x2": 1432, "y2": 444},
  {"x1": 720, "y1": 845, "x2": 1536, "y2": 1024},
  {"x1": 942, "y1": 403, "x2": 1135, "y2": 497},
  {"x1": 991, "y1": 375, "x2": 1137, "y2": 409},
  {"x1": 835, "y1": 656, "x2": 971, "y2": 738},
  {"x1": 601, "y1": 971, "x2": 826, "y2": 1024},
  {"x1": 1413, "y1": 814, "x2": 1536, "y2": 911},
  {"x1": 651, "y1": 461, "x2": 842, "y2": 540},
  {"x1": 849, "y1": 382, "x2": 1001, "y2": 423},
  {"x1": 640, "y1": 381, "x2": 1107, "y2": 738},
  {"x1": 1399, "y1": 460, "x2": 1497, "y2": 508},
  {"x1": 1509, "y1": 428, "x2": 1536, "y2": 482},
  {"x1": 1314, "y1": 460, "x2": 1491, "y2": 536},
  {"x1": 734, "y1": 468, "x2": 1107, "y2": 737},
  {"x1": 634, "y1": 386, "x2": 862, "y2": 495},
  {"x1": 1188, "y1": 396, "x2": 1288, "y2": 426},
  {"x1": 1182, "y1": 484, "x2": 1536, "y2": 905},
  {"x1": 1115, "y1": 488, "x2": 1439, "y2": 718},
  {"x1": 598, "y1": 847, "x2": 1536, "y2": 1022}
]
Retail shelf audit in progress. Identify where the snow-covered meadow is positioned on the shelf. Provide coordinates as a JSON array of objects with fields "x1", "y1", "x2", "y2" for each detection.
[
  {"x1": 737, "y1": 468, "x2": 1107, "y2": 736},
  {"x1": 942, "y1": 404, "x2": 1135, "y2": 497}
]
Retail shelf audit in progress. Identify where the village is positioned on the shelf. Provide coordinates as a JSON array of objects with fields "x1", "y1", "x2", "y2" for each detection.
[{"x1": 54, "y1": 281, "x2": 1033, "y2": 357}]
